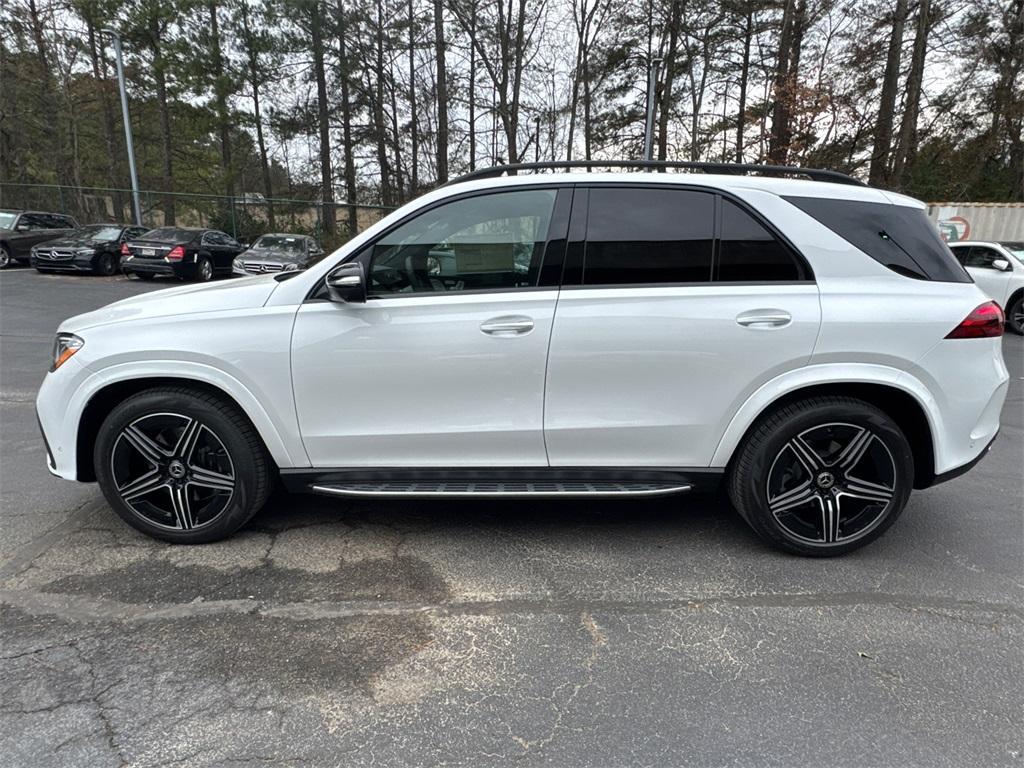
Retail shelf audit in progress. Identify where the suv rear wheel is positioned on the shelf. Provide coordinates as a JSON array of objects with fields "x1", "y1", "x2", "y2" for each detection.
[
  {"x1": 94, "y1": 387, "x2": 272, "y2": 543},
  {"x1": 728, "y1": 396, "x2": 913, "y2": 556}
]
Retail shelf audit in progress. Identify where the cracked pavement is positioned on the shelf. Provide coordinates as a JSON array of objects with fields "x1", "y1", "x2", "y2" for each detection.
[{"x1": 1, "y1": 269, "x2": 1022, "y2": 766}]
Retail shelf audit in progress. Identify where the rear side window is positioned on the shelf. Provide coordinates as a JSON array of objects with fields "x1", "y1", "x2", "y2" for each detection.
[
  {"x1": 718, "y1": 200, "x2": 803, "y2": 281},
  {"x1": 784, "y1": 196, "x2": 970, "y2": 282},
  {"x1": 583, "y1": 188, "x2": 714, "y2": 284}
]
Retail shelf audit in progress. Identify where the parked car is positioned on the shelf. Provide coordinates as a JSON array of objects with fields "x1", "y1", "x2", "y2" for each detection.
[
  {"x1": 232, "y1": 233, "x2": 324, "y2": 275},
  {"x1": 948, "y1": 240, "x2": 1024, "y2": 335},
  {"x1": 121, "y1": 227, "x2": 244, "y2": 282},
  {"x1": 30, "y1": 224, "x2": 150, "y2": 275},
  {"x1": 0, "y1": 210, "x2": 78, "y2": 268},
  {"x1": 36, "y1": 163, "x2": 1009, "y2": 556}
]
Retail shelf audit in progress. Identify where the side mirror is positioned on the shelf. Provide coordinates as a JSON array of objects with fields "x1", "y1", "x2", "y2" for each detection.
[
  {"x1": 992, "y1": 258, "x2": 1011, "y2": 272},
  {"x1": 325, "y1": 262, "x2": 366, "y2": 304}
]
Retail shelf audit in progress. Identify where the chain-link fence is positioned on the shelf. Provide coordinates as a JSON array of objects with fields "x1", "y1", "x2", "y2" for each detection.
[{"x1": 0, "y1": 182, "x2": 396, "y2": 247}]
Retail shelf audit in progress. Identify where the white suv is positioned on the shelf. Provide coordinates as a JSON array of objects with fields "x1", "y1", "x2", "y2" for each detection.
[
  {"x1": 36, "y1": 164, "x2": 1010, "y2": 556},
  {"x1": 947, "y1": 240, "x2": 1024, "y2": 335}
]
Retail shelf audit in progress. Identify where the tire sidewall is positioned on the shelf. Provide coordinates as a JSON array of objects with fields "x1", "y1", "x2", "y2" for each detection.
[
  {"x1": 197, "y1": 256, "x2": 213, "y2": 282},
  {"x1": 94, "y1": 390, "x2": 262, "y2": 543},
  {"x1": 0, "y1": 245, "x2": 10, "y2": 269},
  {"x1": 1007, "y1": 296, "x2": 1024, "y2": 335},
  {"x1": 96, "y1": 252, "x2": 116, "y2": 276},
  {"x1": 736, "y1": 401, "x2": 914, "y2": 556}
]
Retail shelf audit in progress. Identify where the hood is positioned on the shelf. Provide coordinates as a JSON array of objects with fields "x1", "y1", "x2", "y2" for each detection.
[
  {"x1": 32, "y1": 235, "x2": 105, "y2": 250},
  {"x1": 238, "y1": 248, "x2": 307, "y2": 265},
  {"x1": 59, "y1": 276, "x2": 280, "y2": 332}
]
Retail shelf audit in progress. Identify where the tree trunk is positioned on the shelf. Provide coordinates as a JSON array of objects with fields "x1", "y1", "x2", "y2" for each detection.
[
  {"x1": 374, "y1": 3, "x2": 392, "y2": 204},
  {"x1": 241, "y1": 3, "x2": 275, "y2": 227},
  {"x1": 86, "y1": 19, "x2": 126, "y2": 219},
  {"x1": 337, "y1": 0, "x2": 358, "y2": 237},
  {"x1": 311, "y1": 1, "x2": 335, "y2": 236},
  {"x1": 408, "y1": 0, "x2": 419, "y2": 193},
  {"x1": 869, "y1": 0, "x2": 908, "y2": 186},
  {"x1": 467, "y1": 1, "x2": 475, "y2": 171},
  {"x1": 434, "y1": 0, "x2": 448, "y2": 182},
  {"x1": 151, "y1": 30, "x2": 175, "y2": 225},
  {"x1": 891, "y1": 0, "x2": 930, "y2": 188},
  {"x1": 208, "y1": 2, "x2": 233, "y2": 201},
  {"x1": 736, "y1": 9, "x2": 752, "y2": 163},
  {"x1": 768, "y1": 0, "x2": 796, "y2": 164},
  {"x1": 657, "y1": 0, "x2": 683, "y2": 161}
]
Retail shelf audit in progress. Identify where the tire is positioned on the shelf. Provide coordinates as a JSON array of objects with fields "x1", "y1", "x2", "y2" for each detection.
[
  {"x1": 133, "y1": 271, "x2": 156, "y2": 281},
  {"x1": 0, "y1": 245, "x2": 11, "y2": 269},
  {"x1": 95, "y1": 252, "x2": 117, "y2": 276},
  {"x1": 196, "y1": 256, "x2": 214, "y2": 282},
  {"x1": 727, "y1": 396, "x2": 914, "y2": 557},
  {"x1": 1006, "y1": 294, "x2": 1024, "y2": 336},
  {"x1": 93, "y1": 386, "x2": 273, "y2": 544}
]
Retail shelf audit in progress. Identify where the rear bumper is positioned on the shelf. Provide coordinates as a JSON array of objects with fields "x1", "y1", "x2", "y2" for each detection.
[
  {"x1": 123, "y1": 259, "x2": 191, "y2": 278},
  {"x1": 922, "y1": 431, "x2": 999, "y2": 488}
]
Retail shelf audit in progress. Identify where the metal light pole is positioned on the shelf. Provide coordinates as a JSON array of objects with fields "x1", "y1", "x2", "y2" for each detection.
[
  {"x1": 103, "y1": 29, "x2": 143, "y2": 226},
  {"x1": 643, "y1": 58, "x2": 662, "y2": 161},
  {"x1": 534, "y1": 116, "x2": 541, "y2": 163}
]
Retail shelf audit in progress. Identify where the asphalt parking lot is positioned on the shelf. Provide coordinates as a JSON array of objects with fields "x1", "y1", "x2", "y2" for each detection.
[{"x1": 1, "y1": 266, "x2": 1021, "y2": 767}]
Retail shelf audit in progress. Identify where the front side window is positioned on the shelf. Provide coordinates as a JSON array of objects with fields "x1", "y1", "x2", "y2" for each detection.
[
  {"x1": 718, "y1": 200, "x2": 803, "y2": 281},
  {"x1": 21, "y1": 213, "x2": 49, "y2": 230},
  {"x1": 961, "y1": 247, "x2": 1006, "y2": 269},
  {"x1": 583, "y1": 188, "x2": 714, "y2": 285},
  {"x1": 368, "y1": 189, "x2": 556, "y2": 295}
]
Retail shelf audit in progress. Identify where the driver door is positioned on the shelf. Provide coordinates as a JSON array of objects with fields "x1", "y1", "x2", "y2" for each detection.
[{"x1": 290, "y1": 187, "x2": 568, "y2": 468}]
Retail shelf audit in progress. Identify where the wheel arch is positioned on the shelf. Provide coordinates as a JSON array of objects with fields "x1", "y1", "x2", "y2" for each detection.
[
  {"x1": 715, "y1": 377, "x2": 938, "y2": 489},
  {"x1": 75, "y1": 375, "x2": 295, "y2": 482}
]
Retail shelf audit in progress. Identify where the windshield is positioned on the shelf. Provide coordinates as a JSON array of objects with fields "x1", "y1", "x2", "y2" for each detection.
[
  {"x1": 252, "y1": 235, "x2": 305, "y2": 252},
  {"x1": 71, "y1": 225, "x2": 122, "y2": 242},
  {"x1": 0, "y1": 212, "x2": 17, "y2": 230},
  {"x1": 999, "y1": 241, "x2": 1024, "y2": 260}
]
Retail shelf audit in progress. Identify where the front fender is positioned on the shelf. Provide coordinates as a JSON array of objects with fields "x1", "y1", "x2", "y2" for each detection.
[{"x1": 52, "y1": 360, "x2": 310, "y2": 480}]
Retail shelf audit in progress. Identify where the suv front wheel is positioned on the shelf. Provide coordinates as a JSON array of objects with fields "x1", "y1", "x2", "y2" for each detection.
[
  {"x1": 728, "y1": 396, "x2": 914, "y2": 556},
  {"x1": 94, "y1": 386, "x2": 272, "y2": 543}
]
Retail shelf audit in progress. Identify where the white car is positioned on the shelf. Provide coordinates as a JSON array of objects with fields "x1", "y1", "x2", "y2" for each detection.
[
  {"x1": 36, "y1": 164, "x2": 1010, "y2": 556},
  {"x1": 947, "y1": 240, "x2": 1024, "y2": 335}
]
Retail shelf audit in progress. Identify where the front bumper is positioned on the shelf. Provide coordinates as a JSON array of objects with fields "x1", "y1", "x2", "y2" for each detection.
[
  {"x1": 36, "y1": 355, "x2": 89, "y2": 481},
  {"x1": 31, "y1": 254, "x2": 96, "y2": 272}
]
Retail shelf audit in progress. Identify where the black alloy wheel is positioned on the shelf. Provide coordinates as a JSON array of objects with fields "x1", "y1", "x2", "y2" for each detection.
[
  {"x1": 728, "y1": 396, "x2": 913, "y2": 556},
  {"x1": 94, "y1": 387, "x2": 272, "y2": 543}
]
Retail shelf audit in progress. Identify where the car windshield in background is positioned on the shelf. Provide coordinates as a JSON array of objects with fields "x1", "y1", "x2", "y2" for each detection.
[
  {"x1": 253, "y1": 236, "x2": 304, "y2": 252},
  {"x1": 71, "y1": 225, "x2": 123, "y2": 242},
  {"x1": 138, "y1": 227, "x2": 195, "y2": 243},
  {"x1": 0, "y1": 212, "x2": 18, "y2": 229},
  {"x1": 1000, "y1": 241, "x2": 1024, "y2": 259}
]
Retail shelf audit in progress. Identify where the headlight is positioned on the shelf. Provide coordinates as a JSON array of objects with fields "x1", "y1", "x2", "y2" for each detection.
[
  {"x1": 282, "y1": 262, "x2": 300, "y2": 272},
  {"x1": 232, "y1": 258, "x2": 245, "y2": 272},
  {"x1": 76, "y1": 248, "x2": 95, "y2": 256},
  {"x1": 52, "y1": 333, "x2": 84, "y2": 371}
]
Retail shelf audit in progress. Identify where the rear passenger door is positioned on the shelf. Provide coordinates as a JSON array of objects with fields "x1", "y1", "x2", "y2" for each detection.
[{"x1": 543, "y1": 185, "x2": 821, "y2": 468}]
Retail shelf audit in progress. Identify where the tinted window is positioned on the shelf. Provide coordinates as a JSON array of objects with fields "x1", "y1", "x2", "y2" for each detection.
[
  {"x1": 140, "y1": 227, "x2": 196, "y2": 243},
  {"x1": 784, "y1": 196, "x2": 970, "y2": 282},
  {"x1": 583, "y1": 188, "x2": 714, "y2": 284},
  {"x1": 21, "y1": 213, "x2": 49, "y2": 230},
  {"x1": 54, "y1": 215, "x2": 76, "y2": 228},
  {"x1": 718, "y1": 200, "x2": 803, "y2": 281},
  {"x1": 368, "y1": 189, "x2": 556, "y2": 295},
  {"x1": 960, "y1": 246, "x2": 1006, "y2": 269}
]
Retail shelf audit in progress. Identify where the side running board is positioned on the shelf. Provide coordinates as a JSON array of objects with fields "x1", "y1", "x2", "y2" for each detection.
[{"x1": 309, "y1": 481, "x2": 692, "y2": 498}]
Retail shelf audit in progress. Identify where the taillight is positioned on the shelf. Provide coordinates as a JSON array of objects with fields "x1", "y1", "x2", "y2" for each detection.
[
  {"x1": 166, "y1": 245, "x2": 185, "y2": 262},
  {"x1": 945, "y1": 301, "x2": 1004, "y2": 339},
  {"x1": 120, "y1": 243, "x2": 130, "y2": 255}
]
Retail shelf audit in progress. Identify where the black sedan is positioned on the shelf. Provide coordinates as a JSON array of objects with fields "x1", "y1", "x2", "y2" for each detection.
[
  {"x1": 31, "y1": 224, "x2": 150, "y2": 275},
  {"x1": 231, "y1": 233, "x2": 325, "y2": 275},
  {"x1": 122, "y1": 227, "x2": 244, "y2": 282}
]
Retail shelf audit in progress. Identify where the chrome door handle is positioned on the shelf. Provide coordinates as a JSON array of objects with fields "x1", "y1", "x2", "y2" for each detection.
[
  {"x1": 736, "y1": 309, "x2": 792, "y2": 328},
  {"x1": 480, "y1": 315, "x2": 534, "y2": 335}
]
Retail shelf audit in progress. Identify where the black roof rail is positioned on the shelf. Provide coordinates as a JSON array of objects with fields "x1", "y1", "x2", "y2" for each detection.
[{"x1": 446, "y1": 160, "x2": 867, "y2": 187}]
